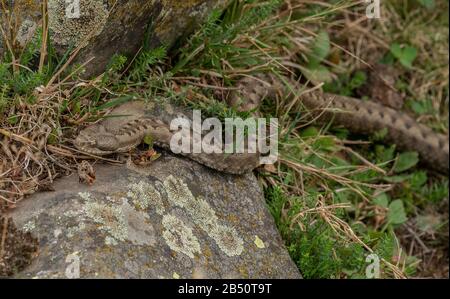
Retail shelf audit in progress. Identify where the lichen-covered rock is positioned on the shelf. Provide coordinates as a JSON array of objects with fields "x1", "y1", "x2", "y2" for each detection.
[
  {"x1": 8, "y1": 153, "x2": 301, "y2": 279},
  {"x1": 2, "y1": 0, "x2": 228, "y2": 76}
]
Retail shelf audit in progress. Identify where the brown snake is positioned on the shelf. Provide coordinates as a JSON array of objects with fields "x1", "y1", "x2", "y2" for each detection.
[
  {"x1": 74, "y1": 74, "x2": 449, "y2": 174},
  {"x1": 74, "y1": 100, "x2": 262, "y2": 174}
]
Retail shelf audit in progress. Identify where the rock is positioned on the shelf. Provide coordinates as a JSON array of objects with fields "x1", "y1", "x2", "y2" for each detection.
[
  {"x1": 1, "y1": 0, "x2": 228, "y2": 76},
  {"x1": 8, "y1": 153, "x2": 301, "y2": 279},
  {"x1": 0, "y1": 216, "x2": 39, "y2": 277}
]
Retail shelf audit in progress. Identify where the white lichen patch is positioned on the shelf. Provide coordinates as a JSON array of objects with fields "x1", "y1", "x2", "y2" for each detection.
[
  {"x1": 163, "y1": 175, "x2": 196, "y2": 209},
  {"x1": 22, "y1": 220, "x2": 36, "y2": 233},
  {"x1": 83, "y1": 198, "x2": 128, "y2": 243},
  {"x1": 162, "y1": 214, "x2": 201, "y2": 259},
  {"x1": 66, "y1": 221, "x2": 85, "y2": 238},
  {"x1": 210, "y1": 225, "x2": 244, "y2": 257},
  {"x1": 78, "y1": 191, "x2": 92, "y2": 201},
  {"x1": 186, "y1": 196, "x2": 219, "y2": 229},
  {"x1": 162, "y1": 175, "x2": 244, "y2": 257},
  {"x1": 189, "y1": 2, "x2": 208, "y2": 18},
  {"x1": 63, "y1": 210, "x2": 82, "y2": 218},
  {"x1": 74, "y1": 176, "x2": 244, "y2": 257},
  {"x1": 77, "y1": 192, "x2": 156, "y2": 246},
  {"x1": 48, "y1": 0, "x2": 109, "y2": 48},
  {"x1": 105, "y1": 236, "x2": 118, "y2": 246},
  {"x1": 16, "y1": 19, "x2": 37, "y2": 47},
  {"x1": 127, "y1": 181, "x2": 165, "y2": 215},
  {"x1": 54, "y1": 228, "x2": 62, "y2": 238}
]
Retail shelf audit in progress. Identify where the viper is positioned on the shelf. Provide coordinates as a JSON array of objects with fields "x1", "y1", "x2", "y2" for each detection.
[{"x1": 74, "y1": 73, "x2": 449, "y2": 175}]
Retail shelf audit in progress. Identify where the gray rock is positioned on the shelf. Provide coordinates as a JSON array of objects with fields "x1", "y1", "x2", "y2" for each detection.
[
  {"x1": 2, "y1": 0, "x2": 227, "y2": 76},
  {"x1": 8, "y1": 153, "x2": 301, "y2": 279}
]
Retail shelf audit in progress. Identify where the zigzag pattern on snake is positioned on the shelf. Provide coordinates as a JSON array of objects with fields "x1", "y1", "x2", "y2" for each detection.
[{"x1": 74, "y1": 74, "x2": 449, "y2": 174}]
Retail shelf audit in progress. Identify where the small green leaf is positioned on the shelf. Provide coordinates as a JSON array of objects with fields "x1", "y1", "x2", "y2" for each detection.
[
  {"x1": 283, "y1": 171, "x2": 294, "y2": 185},
  {"x1": 59, "y1": 99, "x2": 69, "y2": 113},
  {"x1": 143, "y1": 135, "x2": 154, "y2": 146},
  {"x1": 418, "y1": 0, "x2": 435, "y2": 9},
  {"x1": 300, "y1": 126, "x2": 320, "y2": 138},
  {"x1": 390, "y1": 43, "x2": 417, "y2": 69},
  {"x1": 349, "y1": 71, "x2": 367, "y2": 90},
  {"x1": 390, "y1": 43, "x2": 403, "y2": 58},
  {"x1": 401, "y1": 46, "x2": 418, "y2": 68},
  {"x1": 47, "y1": 128, "x2": 58, "y2": 145},
  {"x1": 387, "y1": 199, "x2": 407, "y2": 225},
  {"x1": 7, "y1": 115, "x2": 19, "y2": 125},
  {"x1": 150, "y1": 152, "x2": 161, "y2": 161},
  {"x1": 94, "y1": 95, "x2": 134, "y2": 111},
  {"x1": 373, "y1": 128, "x2": 389, "y2": 141},
  {"x1": 375, "y1": 144, "x2": 396, "y2": 163},
  {"x1": 409, "y1": 171, "x2": 427, "y2": 188},
  {"x1": 301, "y1": 65, "x2": 333, "y2": 84},
  {"x1": 315, "y1": 136, "x2": 336, "y2": 151},
  {"x1": 373, "y1": 193, "x2": 389, "y2": 208},
  {"x1": 73, "y1": 101, "x2": 81, "y2": 114},
  {"x1": 307, "y1": 31, "x2": 330, "y2": 68},
  {"x1": 383, "y1": 174, "x2": 411, "y2": 183},
  {"x1": 394, "y1": 152, "x2": 419, "y2": 173},
  {"x1": 379, "y1": 52, "x2": 395, "y2": 65},
  {"x1": 416, "y1": 214, "x2": 440, "y2": 234},
  {"x1": 407, "y1": 98, "x2": 434, "y2": 115},
  {"x1": 333, "y1": 128, "x2": 349, "y2": 140}
]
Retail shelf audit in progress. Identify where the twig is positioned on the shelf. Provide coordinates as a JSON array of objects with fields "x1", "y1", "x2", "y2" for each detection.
[
  {"x1": 0, "y1": 216, "x2": 8, "y2": 259},
  {"x1": 38, "y1": 0, "x2": 48, "y2": 73},
  {"x1": 342, "y1": 146, "x2": 387, "y2": 175}
]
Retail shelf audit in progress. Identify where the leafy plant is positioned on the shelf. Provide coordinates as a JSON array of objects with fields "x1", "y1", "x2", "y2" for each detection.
[
  {"x1": 172, "y1": 0, "x2": 282, "y2": 74},
  {"x1": 387, "y1": 200, "x2": 408, "y2": 226},
  {"x1": 390, "y1": 43, "x2": 418, "y2": 69},
  {"x1": 394, "y1": 152, "x2": 419, "y2": 173},
  {"x1": 128, "y1": 47, "x2": 167, "y2": 81},
  {"x1": 417, "y1": 0, "x2": 435, "y2": 9},
  {"x1": 301, "y1": 30, "x2": 333, "y2": 84}
]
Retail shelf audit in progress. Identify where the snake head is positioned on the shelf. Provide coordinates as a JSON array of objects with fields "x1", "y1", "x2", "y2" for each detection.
[{"x1": 74, "y1": 125, "x2": 120, "y2": 155}]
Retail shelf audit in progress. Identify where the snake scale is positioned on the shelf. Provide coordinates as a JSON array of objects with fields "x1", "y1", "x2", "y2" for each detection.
[{"x1": 74, "y1": 74, "x2": 449, "y2": 174}]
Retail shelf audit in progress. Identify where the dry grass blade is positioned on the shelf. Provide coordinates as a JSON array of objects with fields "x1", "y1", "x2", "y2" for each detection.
[{"x1": 38, "y1": 0, "x2": 48, "y2": 73}]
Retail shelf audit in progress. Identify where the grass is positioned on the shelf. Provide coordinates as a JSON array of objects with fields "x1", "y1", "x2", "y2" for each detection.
[{"x1": 0, "y1": 0, "x2": 448, "y2": 278}]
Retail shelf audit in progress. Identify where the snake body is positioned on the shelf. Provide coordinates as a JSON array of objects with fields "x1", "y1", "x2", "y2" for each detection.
[
  {"x1": 75, "y1": 74, "x2": 449, "y2": 174},
  {"x1": 74, "y1": 100, "x2": 261, "y2": 174},
  {"x1": 227, "y1": 74, "x2": 449, "y2": 174},
  {"x1": 303, "y1": 92, "x2": 449, "y2": 174}
]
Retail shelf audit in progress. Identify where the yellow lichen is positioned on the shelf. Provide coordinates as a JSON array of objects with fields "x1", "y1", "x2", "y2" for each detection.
[{"x1": 254, "y1": 235, "x2": 265, "y2": 249}]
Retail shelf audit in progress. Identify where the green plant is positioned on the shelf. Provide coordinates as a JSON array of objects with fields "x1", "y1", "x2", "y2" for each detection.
[{"x1": 390, "y1": 43, "x2": 418, "y2": 69}]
